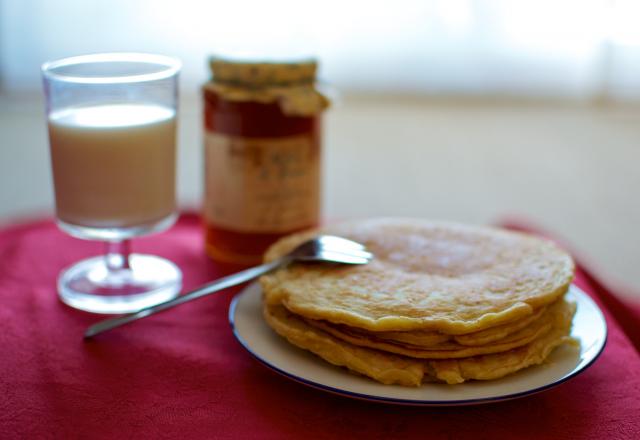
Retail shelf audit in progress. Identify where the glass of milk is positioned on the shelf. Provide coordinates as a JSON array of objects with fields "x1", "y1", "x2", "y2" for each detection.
[{"x1": 42, "y1": 53, "x2": 182, "y2": 314}]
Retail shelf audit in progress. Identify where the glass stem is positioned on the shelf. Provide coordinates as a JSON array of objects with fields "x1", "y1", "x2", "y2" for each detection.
[{"x1": 105, "y1": 239, "x2": 132, "y2": 272}]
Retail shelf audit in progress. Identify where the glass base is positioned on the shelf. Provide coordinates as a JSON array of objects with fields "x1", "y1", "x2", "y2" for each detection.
[
  {"x1": 57, "y1": 212, "x2": 178, "y2": 241},
  {"x1": 58, "y1": 253, "x2": 182, "y2": 314}
]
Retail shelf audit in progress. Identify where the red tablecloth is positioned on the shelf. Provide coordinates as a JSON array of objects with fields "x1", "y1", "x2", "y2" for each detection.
[{"x1": 1, "y1": 214, "x2": 639, "y2": 439}]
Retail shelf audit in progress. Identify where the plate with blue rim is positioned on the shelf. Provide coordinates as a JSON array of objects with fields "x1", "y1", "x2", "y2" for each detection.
[{"x1": 229, "y1": 284, "x2": 606, "y2": 406}]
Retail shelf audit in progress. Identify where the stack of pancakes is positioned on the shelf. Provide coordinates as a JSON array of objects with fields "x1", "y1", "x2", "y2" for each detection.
[{"x1": 260, "y1": 219, "x2": 577, "y2": 386}]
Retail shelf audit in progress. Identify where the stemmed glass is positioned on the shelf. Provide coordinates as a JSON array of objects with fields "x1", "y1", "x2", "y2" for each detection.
[{"x1": 42, "y1": 53, "x2": 182, "y2": 314}]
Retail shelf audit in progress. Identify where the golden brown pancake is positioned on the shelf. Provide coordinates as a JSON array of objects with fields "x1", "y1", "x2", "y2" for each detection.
[
  {"x1": 303, "y1": 300, "x2": 563, "y2": 359},
  {"x1": 427, "y1": 300, "x2": 578, "y2": 384},
  {"x1": 263, "y1": 299, "x2": 577, "y2": 386},
  {"x1": 316, "y1": 305, "x2": 548, "y2": 349},
  {"x1": 454, "y1": 305, "x2": 547, "y2": 346},
  {"x1": 261, "y1": 218, "x2": 574, "y2": 334}
]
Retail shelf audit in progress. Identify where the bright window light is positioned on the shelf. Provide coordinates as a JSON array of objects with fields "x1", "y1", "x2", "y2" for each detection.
[{"x1": 2, "y1": 0, "x2": 640, "y2": 99}]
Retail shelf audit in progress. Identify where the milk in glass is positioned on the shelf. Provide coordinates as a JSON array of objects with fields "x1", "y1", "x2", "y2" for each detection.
[{"x1": 48, "y1": 104, "x2": 176, "y2": 228}]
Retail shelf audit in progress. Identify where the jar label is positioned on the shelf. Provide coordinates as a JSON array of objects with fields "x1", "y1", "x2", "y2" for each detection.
[{"x1": 204, "y1": 132, "x2": 320, "y2": 233}]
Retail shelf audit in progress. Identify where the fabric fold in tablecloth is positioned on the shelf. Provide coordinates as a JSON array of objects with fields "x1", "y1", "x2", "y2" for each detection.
[{"x1": 0, "y1": 214, "x2": 638, "y2": 439}]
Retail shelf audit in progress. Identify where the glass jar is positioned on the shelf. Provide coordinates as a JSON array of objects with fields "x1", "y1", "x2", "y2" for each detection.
[{"x1": 203, "y1": 57, "x2": 329, "y2": 264}]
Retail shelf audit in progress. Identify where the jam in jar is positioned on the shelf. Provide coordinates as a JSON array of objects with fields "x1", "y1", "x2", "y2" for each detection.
[{"x1": 203, "y1": 57, "x2": 329, "y2": 264}]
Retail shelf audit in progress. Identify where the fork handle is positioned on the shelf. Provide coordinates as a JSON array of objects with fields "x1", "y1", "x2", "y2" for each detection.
[{"x1": 84, "y1": 257, "x2": 287, "y2": 339}]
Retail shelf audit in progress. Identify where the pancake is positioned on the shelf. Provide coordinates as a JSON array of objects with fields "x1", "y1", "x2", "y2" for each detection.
[
  {"x1": 263, "y1": 299, "x2": 577, "y2": 386},
  {"x1": 428, "y1": 300, "x2": 578, "y2": 384},
  {"x1": 325, "y1": 305, "x2": 548, "y2": 348},
  {"x1": 454, "y1": 305, "x2": 547, "y2": 346},
  {"x1": 303, "y1": 299, "x2": 566, "y2": 359},
  {"x1": 261, "y1": 218, "x2": 574, "y2": 334}
]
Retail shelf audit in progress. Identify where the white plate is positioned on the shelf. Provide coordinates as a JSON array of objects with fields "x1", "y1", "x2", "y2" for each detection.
[{"x1": 229, "y1": 284, "x2": 607, "y2": 406}]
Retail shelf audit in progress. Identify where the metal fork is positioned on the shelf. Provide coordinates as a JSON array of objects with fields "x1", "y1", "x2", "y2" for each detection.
[{"x1": 84, "y1": 235, "x2": 372, "y2": 338}]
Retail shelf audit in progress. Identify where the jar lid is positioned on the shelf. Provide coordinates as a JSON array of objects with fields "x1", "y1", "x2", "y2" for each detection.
[
  {"x1": 205, "y1": 56, "x2": 329, "y2": 116},
  {"x1": 208, "y1": 57, "x2": 317, "y2": 87}
]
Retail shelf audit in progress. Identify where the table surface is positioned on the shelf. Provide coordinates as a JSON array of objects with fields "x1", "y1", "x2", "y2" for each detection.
[
  {"x1": 1, "y1": 93, "x2": 639, "y2": 301},
  {"x1": 1, "y1": 214, "x2": 638, "y2": 439}
]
